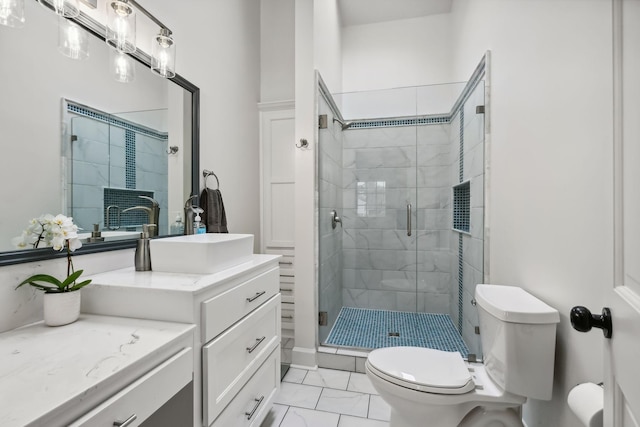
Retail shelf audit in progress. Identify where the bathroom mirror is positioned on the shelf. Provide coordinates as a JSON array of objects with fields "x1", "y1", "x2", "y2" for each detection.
[{"x1": 0, "y1": 0, "x2": 199, "y2": 265}]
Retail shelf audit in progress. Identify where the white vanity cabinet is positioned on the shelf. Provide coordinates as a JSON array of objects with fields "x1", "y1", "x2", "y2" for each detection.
[
  {"x1": 0, "y1": 315, "x2": 195, "y2": 427},
  {"x1": 82, "y1": 254, "x2": 282, "y2": 427}
]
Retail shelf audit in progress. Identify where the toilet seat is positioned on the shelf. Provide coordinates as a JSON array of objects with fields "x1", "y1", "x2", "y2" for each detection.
[{"x1": 367, "y1": 347, "x2": 475, "y2": 395}]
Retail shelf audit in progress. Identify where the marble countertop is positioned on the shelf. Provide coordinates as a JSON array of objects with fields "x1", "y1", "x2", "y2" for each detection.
[
  {"x1": 85, "y1": 254, "x2": 280, "y2": 294},
  {"x1": 0, "y1": 314, "x2": 195, "y2": 427}
]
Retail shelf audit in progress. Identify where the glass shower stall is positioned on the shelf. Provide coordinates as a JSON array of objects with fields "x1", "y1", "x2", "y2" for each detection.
[{"x1": 317, "y1": 73, "x2": 486, "y2": 359}]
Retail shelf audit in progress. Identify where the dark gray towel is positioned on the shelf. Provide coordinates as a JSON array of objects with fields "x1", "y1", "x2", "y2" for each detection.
[{"x1": 200, "y1": 188, "x2": 228, "y2": 233}]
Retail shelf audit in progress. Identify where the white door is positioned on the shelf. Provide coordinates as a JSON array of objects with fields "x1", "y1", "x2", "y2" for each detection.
[{"x1": 606, "y1": 0, "x2": 640, "y2": 425}]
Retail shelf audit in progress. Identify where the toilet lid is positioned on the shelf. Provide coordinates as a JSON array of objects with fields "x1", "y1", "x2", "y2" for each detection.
[{"x1": 367, "y1": 347, "x2": 474, "y2": 395}]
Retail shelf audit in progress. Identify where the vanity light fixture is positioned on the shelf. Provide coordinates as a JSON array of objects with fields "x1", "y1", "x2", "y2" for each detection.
[
  {"x1": 110, "y1": 48, "x2": 135, "y2": 82},
  {"x1": 105, "y1": 0, "x2": 136, "y2": 53},
  {"x1": 0, "y1": 0, "x2": 25, "y2": 28},
  {"x1": 151, "y1": 28, "x2": 175, "y2": 78},
  {"x1": 58, "y1": 15, "x2": 88, "y2": 60},
  {"x1": 37, "y1": 0, "x2": 80, "y2": 18}
]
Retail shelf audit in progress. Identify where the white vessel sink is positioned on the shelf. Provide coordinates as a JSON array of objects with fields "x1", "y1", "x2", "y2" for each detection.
[{"x1": 150, "y1": 234, "x2": 254, "y2": 274}]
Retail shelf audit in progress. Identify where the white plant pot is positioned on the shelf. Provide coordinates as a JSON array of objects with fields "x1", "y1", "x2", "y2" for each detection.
[{"x1": 43, "y1": 291, "x2": 81, "y2": 326}]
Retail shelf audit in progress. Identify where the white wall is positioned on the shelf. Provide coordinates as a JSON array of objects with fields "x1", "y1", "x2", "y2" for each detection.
[
  {"x1": 451, "y1": 1, "x2": 612, "y2": 426},
  {"x1": 341, "y1": 14, "x2": 453, "y2": 93},
  {"x1": 314, "y1": 0, "x2": 343, "y2": 93},
  {"x1": 149, "y1": 0, "x2": 262, "y2": 251},
  {"x1": 260, "y1": 0, "x2": 295, "y2": 102}
]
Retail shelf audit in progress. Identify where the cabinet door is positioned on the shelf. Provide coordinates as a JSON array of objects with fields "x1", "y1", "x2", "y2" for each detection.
[{"x1": 260, "y1": 108, "x2": 295, "y2": 249}]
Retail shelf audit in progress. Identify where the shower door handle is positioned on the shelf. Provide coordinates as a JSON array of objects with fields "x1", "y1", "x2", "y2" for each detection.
[{"x1": 407, "y1": 204, "x2": 412, "y2": 237}]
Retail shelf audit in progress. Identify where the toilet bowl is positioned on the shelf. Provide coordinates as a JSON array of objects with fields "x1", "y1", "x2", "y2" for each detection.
[
  {"x1": 365, "y1": 285, "x2": 560, "y2": 427},
  {"x1": 366, "y1": 346, "x2": 525, "y2": 427}
]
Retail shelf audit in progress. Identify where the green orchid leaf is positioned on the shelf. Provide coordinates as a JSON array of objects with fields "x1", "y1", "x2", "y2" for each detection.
[
  {"x1": 15, "y1": 274, "x2": 63, "y2": 290},
  {"x1": 68, "y1": 279, "x2": 92, "y2": 292},
  {"x1": 27, "y1": 283, "x2": 59, "y2": 292},
  {"x1": 61, "y1": 269, "x2": 84, "y2": 288}
]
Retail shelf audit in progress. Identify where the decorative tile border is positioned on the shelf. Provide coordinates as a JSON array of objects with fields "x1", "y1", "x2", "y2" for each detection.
[
  {"x1": 67, "y1": 102, "x2": 168, "y2": 141},
  {"x1": 349, "y1": 115, "x2": 450, "y2": 129}
]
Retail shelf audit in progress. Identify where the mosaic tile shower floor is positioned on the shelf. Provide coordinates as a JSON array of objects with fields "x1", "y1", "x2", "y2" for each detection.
[{"x1": 325, "y1": 307, "x2": 469, "y2": 357}]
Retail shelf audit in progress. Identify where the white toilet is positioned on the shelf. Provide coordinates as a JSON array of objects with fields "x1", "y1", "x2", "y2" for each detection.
[{"x1": 365, "y1": 284, "x2": 560, "y2": 427}]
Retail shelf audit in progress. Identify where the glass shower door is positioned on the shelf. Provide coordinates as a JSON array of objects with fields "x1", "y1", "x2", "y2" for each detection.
[
  {"x1": 69, "y1": 116, "x2": 110, "y2": 233},
  {"x1": 339, "y1": 87, "x2": 420, "y2": 348}
]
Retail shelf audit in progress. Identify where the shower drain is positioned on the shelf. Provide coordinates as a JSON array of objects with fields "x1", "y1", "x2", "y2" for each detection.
[{"x1": 388, "y1": 332, "x2": 400, "y2": 337}]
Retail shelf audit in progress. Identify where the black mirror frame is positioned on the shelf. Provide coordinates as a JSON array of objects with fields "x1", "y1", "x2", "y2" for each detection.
[{"x1": 0, "y1": 5, "x2": 200, "y2": 266}]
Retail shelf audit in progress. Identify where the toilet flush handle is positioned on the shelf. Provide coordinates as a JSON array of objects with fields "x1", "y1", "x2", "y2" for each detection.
[{"x1": 570, "y1": 306, "x2": 612, "y2": 339}]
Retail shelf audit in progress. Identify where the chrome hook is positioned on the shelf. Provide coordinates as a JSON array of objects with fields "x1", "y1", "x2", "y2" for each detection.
[{"x1": 330, "y1": 210, "x2": 342, "y2": 229}]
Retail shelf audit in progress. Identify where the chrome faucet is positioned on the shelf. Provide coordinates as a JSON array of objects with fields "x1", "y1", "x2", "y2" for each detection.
[
  {"x1": 184, "y1": 195, "x2": 203, "y2": 235},
  {"x1": 123, "y1": 195, "x2": 160, "y2": 237}
]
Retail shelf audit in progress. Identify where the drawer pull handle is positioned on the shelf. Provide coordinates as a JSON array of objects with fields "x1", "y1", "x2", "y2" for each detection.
[
  {"x1": 245, "y1": 396, "x2": 265, "y2": 420},
  {"x1": 280, "y1": 287, "x2": 293, "y2": 292},
  {"x1": 279, "y1": 261, "x2": 293, "y2": 265},
  {"x1": 246, "y1": 336, "x2": 266, "y2": 353},
  {"x1": 113, "y1": 414, "x2": 137, "y2": 427},
  {"x1": 282, "y1": 315, "x2": 294, "y2": 319},
  {"x1": 246, "y1": 291, "x2": 266, "y2": 302}
]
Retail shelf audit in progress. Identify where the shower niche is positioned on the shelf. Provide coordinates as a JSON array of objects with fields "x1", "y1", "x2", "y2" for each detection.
[{"x1": 317, "y1": 61, "x2": 487, "y2": 359}]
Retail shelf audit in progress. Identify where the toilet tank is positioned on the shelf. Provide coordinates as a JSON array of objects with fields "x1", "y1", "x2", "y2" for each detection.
[{"x1": 475, "y1": 285, "x2": 560, "y2": 401}]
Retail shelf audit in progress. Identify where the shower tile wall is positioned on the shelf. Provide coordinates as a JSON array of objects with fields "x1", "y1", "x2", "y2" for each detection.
[
  {"x1": 318, "y1": 94, "x2": 344, "y2": 344},
  {"x1": 450, "y1": 82, "x2": 485, "y2": 357},
  {"x1": 341, "y1": 123, "x2": 452, "y2": 313},
  {"x1": 71, "y1": 118, "x2": 109, "y2": 232},
  {"x1": 72, "y1": 118, "x2": 168, "y2": 234},
  {"x1": 136, "y1": 133, "x2": 169, "y2": 233}
]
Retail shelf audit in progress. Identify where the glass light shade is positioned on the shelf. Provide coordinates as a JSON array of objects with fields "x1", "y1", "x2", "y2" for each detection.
[
  {"x1": 151, "y1": 29, "x2": 175, "y2": 78},
  {"x1": 58, "y1": 16, "x2": 89, "y2": 60},
  {"x1": 36, "y1": 0, "x2": 79, "y2": 18},
  {"x1": 0, "y1": 0, "x2": 25, "y2": 28},
  {"x1": 106, "y1": 0, "x2": 136, "y2": 53},
  {"x1": 110, "y1": 48, "x2": 135, "y2": 83}
]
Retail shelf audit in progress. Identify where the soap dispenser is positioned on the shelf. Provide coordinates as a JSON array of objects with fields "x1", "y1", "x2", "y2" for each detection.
[
  {"x1": 170, "y1": 213, "x2": 184, "y2": 235},
  {"x1": 193, "y1": 212, "x2": 206, "y2": 234},
  {"x1": 134, "y1": 224, "x2": 155, "y2": 271}
]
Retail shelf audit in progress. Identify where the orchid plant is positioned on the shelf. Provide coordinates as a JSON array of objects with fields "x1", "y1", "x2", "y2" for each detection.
[{"x1": 13, "y1": 214, "x2": 91, "y2": 293}]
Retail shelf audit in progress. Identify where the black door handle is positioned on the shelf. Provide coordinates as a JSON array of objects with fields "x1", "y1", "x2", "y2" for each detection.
[{"x1": 570, "y1": 306, "x2": 612, "y2": 339}]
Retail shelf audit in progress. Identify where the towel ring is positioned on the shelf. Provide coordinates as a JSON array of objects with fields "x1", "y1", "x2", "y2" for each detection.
[{"x1": 203, "y1": 170, "x2": 220, "y2": 190}]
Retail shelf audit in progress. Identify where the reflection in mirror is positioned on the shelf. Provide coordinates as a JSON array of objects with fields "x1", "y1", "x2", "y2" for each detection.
[
  {"x1": 63, "y1": 101, "x2": 171, "y2": 238},
  {"x1": 0, "y1": 0, "x2": 198, "y2": 261}
]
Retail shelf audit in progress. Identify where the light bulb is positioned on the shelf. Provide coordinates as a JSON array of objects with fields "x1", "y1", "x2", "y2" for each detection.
[
  {"x1": 110, "y1": 49, "x2": 135, "y2": 83},
  {"x1": 151, "y1": 29, "x2": 175, "y2": 78},
  {"x1": 58, "y1": 16, "x2": 88, "y2": 60},
  {"x1": 106, "y1": 0, "x2": 136, "y2": 53}
]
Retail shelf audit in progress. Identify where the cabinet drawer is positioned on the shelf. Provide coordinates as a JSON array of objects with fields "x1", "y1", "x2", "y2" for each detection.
[
  {"x1": 203, "y1": 295, "x2": 280, "y2": 426},
  {"x1": 202, "y1": 267, "x2": 279, "y2": 342},
  {"x1": 212, "y1": 348, "x2": 280, "y2": 427},
  {"x1": 70, "y1": 348, "x2": 193, "y2": 427}
]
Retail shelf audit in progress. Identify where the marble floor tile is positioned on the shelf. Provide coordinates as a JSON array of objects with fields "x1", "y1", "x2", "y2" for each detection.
[
  {"x1": 283, "y1": 367, "x2": 308, "y2": 384},
  {"x1": 260, "y1": 403, "x2": 289, "y2": 427},
  {"x1": 347, "y1": 372, "x2": 378, "y2": 395},
  {"x1": 303, "y1": 368, "x2": 351, "y2": 390},
  {"x1": 338, "y1": 415, "x2": 390, "y2": 427},
  {"x1": 280, "y1": 407, "x2": 340, "y2": 427},
  {"x1": 273, "y1": 382, "x2": 322, "y2": 409},
  {"x1": 368, "y1": 395, "x2": 391, "y2": 421},
  {"x1": 316, "y1": 388, "x2": 370, "y2": 418}
]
